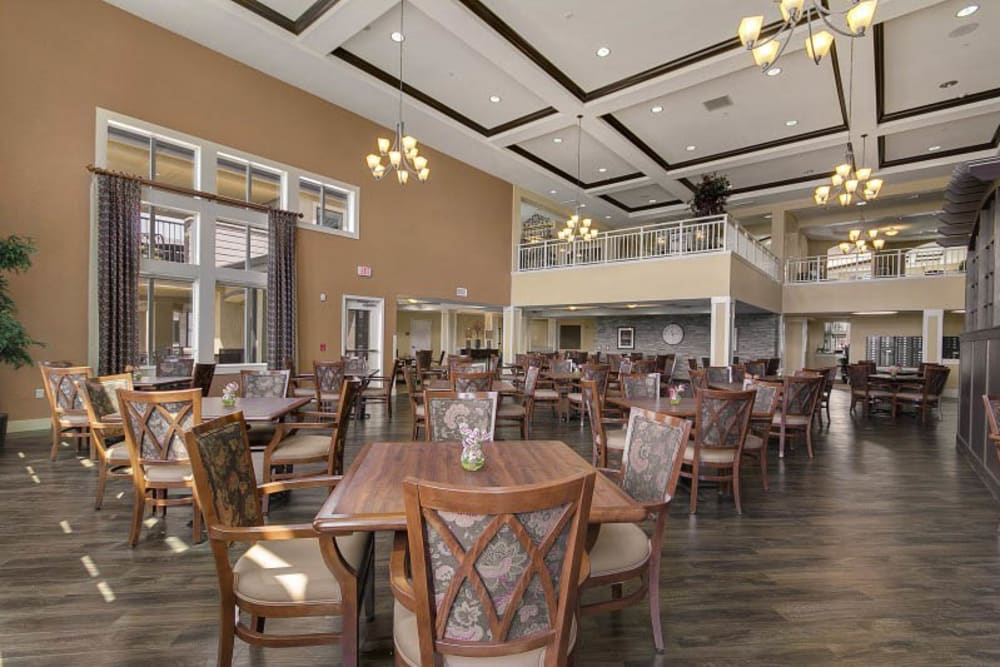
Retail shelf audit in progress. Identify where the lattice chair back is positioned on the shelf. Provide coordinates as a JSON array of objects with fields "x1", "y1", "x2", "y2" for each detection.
[
  {"x1": 343, "y1": 356, "x2": 368, "y2": 376},
  {"x1": 331, "y1": 379, "x2": 362, "y2": 474},
  {"x1": 522, "y1": 366, "x2": 541, "y2": 398},
  {"x1": 79, "y1": 374, "x2": 133, "y2": 422},
  {"x1": 622, "y1": 373, "x2": 660, "y2": 399},
  {"x1": 448, "y1": 355, "x2": 473, "y2": 377},
  {"x1": 118, "y1": 388, "x2": 202, "y2": 464},
  {"x1": 240, "y1": 369, "x2": 290, "y2": 398},
  {"x1": 706, "y1": 366, "x2": 731, "y2": 385},
  {"x1": 745, "y1": 361, "x2": 767, "y2": 377},
  {"x1": 40, "y1": 364, "x2": 92, "y2": 413},
  {"x1": 156, "y1": 356, "x2": 194, "y2": 378},
  {"x1": 688, "y1": 369, "x2": 708, "y2": 390},
  {"x1": 453, "y1": 371, "x2": 493, "y2": 393},
  {"x1": 550, "y1": 359, "x2": 573, "y2": 373},
  {"x1": 618, "y1": 358, "x2": 634, "y2": 376},
  {"x1": 401, "y1": 473, "x2": 595, "y2": 666},
  {"x1": 415, "y1": 350, "x2": 433, "y2": 372},
  {"x1": 581, "y1": 364, "x2": 611, "y2": 396},
  {"x1": 750, "y1": 380, "x2": 781, "y2": 417},
  {"x1": 191, "y1": 362, "x2": 216, "y2": 396},
  {"x1": 847, "y1": 363, "x2": 871, "y2": 390},
  {"x1": 783, "y1": 375, "x2": 823, "y2": 417},
  {"x1": 183, "y1": 413, "x2": 263, "y2": 530},
  {"x1": 694, "y1": 389, "x2": 754, "y2": 454},
  {"x1": 621, "y1": 408, "x2": 692, "y2": 504},
  {"x1": 424, "y1": 392, "x2": 498, "y2": 442},
  {"x1": 314, "y1": 360, "x2": 345, "y2": 394},
  {"x1": 925, "y1": 365, "x2": 950, "y2": 398},
  {"x1": 730, "y1": 367, "x2": 746, "y2": 383}
]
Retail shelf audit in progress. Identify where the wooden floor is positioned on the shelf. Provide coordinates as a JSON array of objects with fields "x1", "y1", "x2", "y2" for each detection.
[{"x1": 2, "y1": 389, "x2": 1000, "y2": 666}]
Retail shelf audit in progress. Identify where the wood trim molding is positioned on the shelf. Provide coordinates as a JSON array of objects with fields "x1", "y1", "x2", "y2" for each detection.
[
  {"x1": 506, "y1": 145, "x2": 644, "y2": 189},
  {"x1": 877, "y1": 126, "x2": 1000, "y2": 169},
  {"x1": 332, "y1": 49, "x2": 557, "y2": 137},
  {"x1": 598, "y1": 194, "x2": 682, "y2": 214},
  {"x1": 229, "y1": 0, "x2": 341, "y2": 35},
  {"x1": 728, "y1": 172, "x2": 827, "y2": 196}
]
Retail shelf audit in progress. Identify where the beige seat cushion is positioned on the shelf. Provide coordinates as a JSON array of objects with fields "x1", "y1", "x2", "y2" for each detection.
[
  {"x1": 414, "y1": 404, "x2": 425, "y2": 418},
  {"x1": 588, "y1": 522, "x2": 650, "y2": 577},
  {"x1": 534, "y1": 389, "x2": 559, "y2": 401},
  {"x1": 496, "y1": 404, "x2": 525, "y2": 418},
  {"x1": 606, "y1": 428, "x2": 627, "y2": 451},
  {"x1": 291, "y1": 387, "x2": 314, "y2": 398},
  {"x1": 145, "y1": 463, "x2": 193, "y2": 483},
  {"x1": 772, "y1": 413, "x2": 811, "y2": 427},
  {"x1": 233, "y1": 534, "x2": 369, "y2": 606},
  {"x1": 107, "y1": 443, "x2": 130, "y2": 463},
  {"x1": 742, "y1": 434, "x2": 763, "y2": 451},
  {"x1": 683, "y1": 445, "x2": 737, "y2": 464},
  {"x1": 566, "y1": 392, "x2": 582, "y2": 403},
  {"x1": 272, "y1": 434, "x2": 331, "y2": 461},
  {"x1": 393, "y1": 599, "x2": 576, "y2": 666},
  {"x1": 319, "y1": 392, "x2": 340, "y2": 402},
  {"x1": 59, "y1": 412, "x2": 90, "y2": 427},
  {"x1": 895, "y1": 391, "x2": 936, "y2": 402}
]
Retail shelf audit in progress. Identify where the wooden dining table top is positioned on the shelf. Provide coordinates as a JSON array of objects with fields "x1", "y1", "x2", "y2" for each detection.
[
  {"x1": 605, "y1": 395, "x2": 698, "y2": 418},
  {"x1": 543, "y1": 371, "x2": 581, "y2": 382},
  {"x1": 133, "y1": 375, "x2": 192, "y2": 389},
  {"x1": 313, "y1": 440, "x2": 647, "y2": 534},
  {"x1": 200, "y1": 396, "x2": 311, "y2": 421}
]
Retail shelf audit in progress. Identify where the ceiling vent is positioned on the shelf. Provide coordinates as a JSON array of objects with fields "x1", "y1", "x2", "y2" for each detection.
[{"x1": 702, "y1": 95, "x2": 733, "y2": 111}]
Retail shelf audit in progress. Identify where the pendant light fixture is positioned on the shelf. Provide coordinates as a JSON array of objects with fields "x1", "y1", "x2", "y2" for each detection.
[
  {"x1": 558, "y1": 116, "x2": 599, "y2": 243},
  {"x1": 364, "y1": 0, "x2": 429, "y2": 185}
]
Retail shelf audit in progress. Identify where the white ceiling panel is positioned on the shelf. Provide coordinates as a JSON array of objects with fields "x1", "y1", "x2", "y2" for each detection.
[
  {"x1": 882, "y1": 1, "x2": 1000, "y2": 115},
  {"x1": 340, "y1": 2, "x2": 549, "y2": 130},
  {"x1": 516, "y1": 126, "x2": 640, "y2": 183},
  {"x1": 477, "y1": 0, "x2": 769, "y2": 94},
  {"x1": 605, "y1": 183, "x2": 679, "y2": 210},
  {"x1": 883, "y1": 111, "x2": 999, "y2": 161},
  {"x1": 261, "y1": 0, "x2": 319, "y2": 21},
  {"x1": 724, "y1": 145, "x2": 849, "y2": 192}
]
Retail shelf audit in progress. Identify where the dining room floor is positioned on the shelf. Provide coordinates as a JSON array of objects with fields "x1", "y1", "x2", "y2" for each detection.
[{"x1": 2, "y1": 390, "x2": 999, "y2": 666}]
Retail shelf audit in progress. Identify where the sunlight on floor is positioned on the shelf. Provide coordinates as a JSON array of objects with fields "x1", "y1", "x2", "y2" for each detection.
[
  {"x1": 24, "y1": 466, "x2": 34, "y2": 474},
  {"x1": 17, "y1": 451, "x2": 24, "y2": 458},
  {"x1": 60, "y1": 520, "x2": 72, "y2": 534},
  {"x1": 165, "y1": 536, "x2": 189, "y2": 554},
  {"x1": 30, "y1": 475, "x2": 40, "y2": 484},
  {"x1": 143, "y1": 517, "x2": 158, "y2": 528},
  {"x1": 81, "y1": 555, "x2": 100, "y2": 578},
  {"x1": 96, "y1": 581, "x2": 115, "y2": 603},
  {"x1": 79, "y1": 458, "x2": 95, "y2": 469}
]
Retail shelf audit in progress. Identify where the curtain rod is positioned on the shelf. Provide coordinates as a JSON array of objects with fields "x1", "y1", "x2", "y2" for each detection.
[{"x1": 86, "y1": 165, "x2": 304, "y2": 218}]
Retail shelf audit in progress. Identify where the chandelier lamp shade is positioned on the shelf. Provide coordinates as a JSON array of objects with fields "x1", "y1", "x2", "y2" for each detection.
[
  {"x1": 364, "y1": 0, "x2": 429, "y2": 185},
  {"x1": 737, "y1": 0, "x2": 877, "y2": 73},
  {"x1": 558, "y1": 115, "x2": 599, "y2": 242}
]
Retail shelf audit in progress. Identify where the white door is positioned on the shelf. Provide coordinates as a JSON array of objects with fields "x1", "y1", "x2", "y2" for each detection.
[
  {"x1": 410, "y1": 319, "x2": 432, "y2": 357},
  {"x1": 342, "y1": 296, "x2": 384, "y2": 374}
]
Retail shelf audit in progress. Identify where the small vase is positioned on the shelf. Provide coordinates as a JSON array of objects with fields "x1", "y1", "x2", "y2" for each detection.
[
  {"x1": 460, "y1": 440, "x2": 485, "y2": 471},
  {"x1": 132, "y1": 371, "x2": 143, "y2": 382},
  {"x1": 670, "y1": 398, "x2": 681, "y2": 406},
  {"x1": 222, "y1": 396, "x2": 237, "y2": 408}
]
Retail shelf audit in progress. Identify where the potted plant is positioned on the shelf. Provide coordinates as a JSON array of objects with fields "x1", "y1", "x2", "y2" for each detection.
[
  {"x1": 0, "y1": 235, "x2": 41, "y2": 447},
  {"x1": 688, "y1": 172, "x2": 732, "y2": 217}
]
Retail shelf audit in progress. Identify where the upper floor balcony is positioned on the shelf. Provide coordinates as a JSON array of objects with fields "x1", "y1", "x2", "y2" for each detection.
[{"x1": 785, "y1": 246, "x2": 966, "y2": 284}]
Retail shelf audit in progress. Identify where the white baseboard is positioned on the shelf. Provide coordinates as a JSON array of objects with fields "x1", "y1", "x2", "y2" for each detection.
[{"x1": 8, "y1": 418, "x2": 51, "y2": 433}]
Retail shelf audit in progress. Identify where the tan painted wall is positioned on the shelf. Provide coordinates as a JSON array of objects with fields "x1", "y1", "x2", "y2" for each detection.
[
  {"x1": 729, "y1": 256, "x2": 782, "y2": 312},
  {"x1": 0, "y1": 0, "x2": 513, "y2": 421},
  {"x1": 782, "y1": 275, "x2": 965, "y2": 314},
  {"x1": 395, "y1": 310, "x2": 442, "y2": 360}
]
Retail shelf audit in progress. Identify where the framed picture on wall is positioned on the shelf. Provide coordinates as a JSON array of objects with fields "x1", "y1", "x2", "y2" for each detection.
[{"x1": 617, "y1": 327, "x2": 635, "y2": 350}]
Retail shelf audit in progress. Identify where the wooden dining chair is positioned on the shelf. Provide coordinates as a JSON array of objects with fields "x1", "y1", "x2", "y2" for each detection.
[
  {"x1": 39, "y1": 363, "x2": 93, "y2": 461},
  {"x1": 183, "y1": 413, "x2": 375, "y2": 667},
  {"x1": 688, "y1": 368, "x2": 708, "y2": 390},
  {"x1": 313, "y1": 360, "x2": 345, "y2": 415},
  {"x1": 745, "y1": 360, "x2": 767, "y2": 378},
  {"x1": 77, "y1": 374, "x2": 134, "y2": 509},
  {"x1": 362, "y1": 358, "x2": 402, "y2": 419},
  {"x1": 770, "y1": 375, "x2": 824, "y2": 458},
  {"x1": 191, "y1": 362, "x2": 217, "y2": 396},
  {"x1": 893, "y1": 365, "x2": 950, "y2": 423},
  {"x1": 495, "y1": 365, "x2": 538, "y2": 440},
  {"x1": 402, "y1": 365, "x2": 427, "y2": 439},
  {"x1": 343, "y1": 356, "x2": 368, "y2": 376},
  {"x1": 621, "y1": 372, "x2": 661, "y2": 399},
  {"x1": 423, "y1": 391, "x2": 498, "y2": 441},
  {"x1": 568, "y1": 363, "x2": 610, "y2": 420},
  {"x1": 705, "y1": 366, "x2": 731, "y2": 386},
  {"x1": 847, "y1": 363, "x2": 892, "y2": 416},
  {"x1": 452, "y1": 370, "x2": 493, "y2": 393},
  {"x1": 390, "y1": 473, "x2": 595, "y2": 667},
  {"x1": 581, "y1": 407, "x2": 691, "y2": 652},
  {"x1": 155, "y1": 355, "x2": 194, "y2": 377},
  {"x1": 745, "y1": 380, "x2": 781, "y2": 492},
  {"x1": 581, "y1": 379, "x2": 628, "y2": 469},
  {"x1": 239, "y1": 369, "x2": 291, "y2": 398},
  {"x1": 680, "y1": 388, "x2": 755, "y2": 514},
  {"x1": 118, "y1": 388, "x2": 203, "y2": 547}
]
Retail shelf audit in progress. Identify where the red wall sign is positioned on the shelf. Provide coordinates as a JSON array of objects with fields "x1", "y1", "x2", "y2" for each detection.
[{"x1": 357, "y1": 265, "x2": 373, "y2": 278}]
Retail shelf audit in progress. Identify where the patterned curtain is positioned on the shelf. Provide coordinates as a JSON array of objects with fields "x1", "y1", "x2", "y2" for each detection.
[
  {"x1": 97, "y1": 174, "x2": 141, "y2": 375},
  {"x1": 267, "y1": 210, "x2": 297, "y2": 370}
]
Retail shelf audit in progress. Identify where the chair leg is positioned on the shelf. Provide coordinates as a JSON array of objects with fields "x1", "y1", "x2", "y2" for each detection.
[
  {"x1": 411, "y1": 420, "x2": 418, "y2": 440},
  {"x1": 733, "y1": 466, "x2": 742, "y2": 514},
  {"x1": 95, "y1": 458, "x2": 109, "y2": 510},
  {"x1": 688, "y1": 467, "x2": 699, "y2": 514},
  {"x1": 647, "y1": 560, "x2": 664, "y2": 653},
  {"x1": 129, "y1": 490, "x2": 146, "y2": 548},
  {"x1": 218, "y1": 596, "x2": 236, "y2": 667},
  {"x1": 50, "y1": 426, "x2": 60, "y2": 461},
  {"x1": 192, "y1": 499, "x2": 202, "y2": 544},
  {"x1": 759, "y1": 447, "x2": 769, "y2": 492},
  {"x1": 779, "y1": 427, "x2": 786, "y2": 459},
  {"x1": 805, "y1": 427, "x2": 814, "y2": 459}
]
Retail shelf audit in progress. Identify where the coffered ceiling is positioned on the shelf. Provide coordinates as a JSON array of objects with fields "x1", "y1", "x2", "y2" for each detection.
[{"x1": 106, "y1": 0, "x2": 1000, "y2": 229}]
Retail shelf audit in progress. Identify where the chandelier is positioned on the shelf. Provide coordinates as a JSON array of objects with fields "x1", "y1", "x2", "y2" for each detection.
[
  {"x1": 838, "y1": 220, "x2": 885, "y2": 254},
  {"x1": 364, "y1": 0, "x2": 429, "y2": 185},
  {"x1": 814, "y1": 133, "x2": 883, "y2": 207},
  {"x1": 737, "y1": 0, "x2": 878, "y2": 73},
  {"x1": 557, "y1": 116, "x2": 599, "y2": 242}
]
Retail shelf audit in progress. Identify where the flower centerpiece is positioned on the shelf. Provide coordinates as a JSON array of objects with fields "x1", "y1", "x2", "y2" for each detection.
[
  {"x1": 667, "y1": 384, "x2": 685, "y2": 406},
  {"x1": 888, "y1": 365, "x2": 900, "y2": 379},
  {"x1": 458, "y1": 423, "x2": 487, "y2": 472},
  {"x1": 125, "y1": 364, "x2": 142, "y2": 382},
  {"x1": 222, "y1": 381, "x2": 239, "y2": 408}
]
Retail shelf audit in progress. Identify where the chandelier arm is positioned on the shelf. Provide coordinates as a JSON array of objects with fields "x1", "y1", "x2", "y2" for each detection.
[
  {"x1": 746, "y1": 18, "x2": 796, "y2": 51},
  {"x1": 762, "y1": 24, "x2": 796, "y2": 72},
  {"x1": 813, "y1": 5, "x2": 864, "y2": 38},
  {"x1": 809, "y1": 0, "x2": 860, "y2": 18},
  {"x1": 397, "y1": 0, "x2": 405, "y2": 126}
]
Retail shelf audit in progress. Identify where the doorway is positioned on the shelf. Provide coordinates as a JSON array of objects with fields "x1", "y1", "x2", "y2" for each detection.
[
  {"x1": 342, "y1": 295, "x2": 384, "y2": 374},
  {"x1": 410, "y1": 319, "x2": 432, "y2": 358}
]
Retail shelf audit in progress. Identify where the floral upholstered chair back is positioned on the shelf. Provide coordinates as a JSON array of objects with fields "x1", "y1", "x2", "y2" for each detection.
[
  {"x1": 183, "y1": 414, "x2": 262, "y2": 530},
  {"x1": 706, "y1": 366, "x2": 731, "y2": 385},
  {"x1": 924, "y1": 366, "x2": 950, "y2": 398},
  {"x1": 750, "y1": 381, "x2": 781, "y2": 418},
  {"x1": 40, "y1": 364, "x2": 92, "y2": 414},
  {"x1": 415, "y1": 350, "x2": 433, "y2": 372},
  {"x1": 447, "y1": 355, "x2": 473, "y2": 377},
  {"x1": 581, "y1": 364, "x2": 611, "y2": 396},
  {"x1": 155, "y1": 356, "x2": 194, "y2": 378},
  {"x1": 453, "y1": 371, "x2": 493, "y2": 393},
  {"x1": 401, "y1": 473, "x2": 594, "y2": 664},
  {"x1": 522, "y1": 365, "x2": 541, "y2": 398},
  {"x1": 783, "y1": 376, "x2": 823, "y2": 417},
  {"x1": 550, "y1": 359, "x2": 573, "y2": 374},
  {"x1": 79, "y1": 374, "x2": 133, "y2": 422},
  {"x1": 745, "y1": 361, "x2": 767, "y2": 378},
  {"x1": 343, "y1": 356, "x2": 368, "y2": 376},
  {"x1": 694, "y1": 389, "x2": 754, "y2": 454},
  {"x1": 688, "y1": 369, "x2": 708, "y2": 390},
  {"x1": 622, "y1": 373, "x2": 660, "y2": 399},
  {"x1": 621, "y1": 408, "x2": 691, "y2": 504},
  {"x1": 119, "y1": 388, "x2": 202, "y2": 464},
  {"x1": 314, "y1": 361, "x2": 345, "y2": 394},
  {"x1": 424, "y1": 392, "x2": 498, "y2": 442},
  {"x1": 240, "y1": 369, "x2": 290, "y2": 398}
]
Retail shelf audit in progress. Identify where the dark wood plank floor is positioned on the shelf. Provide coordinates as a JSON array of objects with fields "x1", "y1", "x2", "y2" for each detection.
[{"x1": 2, "y1": 389, "x2": 999, "y2": 666}]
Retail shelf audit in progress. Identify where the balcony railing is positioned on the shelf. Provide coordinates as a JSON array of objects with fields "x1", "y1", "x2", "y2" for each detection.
[
  {"x1": 516, "y1": 214, "x2": 780, "y2": 280},
  {"x1": 785, "y1": 246, "x2": 966, "y2": 284}
]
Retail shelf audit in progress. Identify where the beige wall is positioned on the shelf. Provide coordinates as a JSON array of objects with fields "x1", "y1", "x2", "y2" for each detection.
[
  {"x1": 782, "y1": 275, "x2": 965, "y2": 314},
  {"x1": 0, "y1": 0, "x2": 513, "y2": 421},
  {"x1": 729, "y1": 256, "x2": 783, "y2": 312},
  {"x1": 395, "y1": 310, "x2": 442, "y2": 360}
]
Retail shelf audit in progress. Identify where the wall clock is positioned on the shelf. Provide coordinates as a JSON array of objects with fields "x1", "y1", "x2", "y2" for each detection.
[{"x1": 662, "y1": 323, "x2": 684, "y2": 345}]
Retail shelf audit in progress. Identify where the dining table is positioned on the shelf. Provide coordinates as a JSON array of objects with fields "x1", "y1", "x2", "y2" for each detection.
[
  {"x1": 423, "y1": 379, "x2": 518, "y2": 394},
  {"x1": 606, "y1": 395, "x2": 698, "y2": 418},
  {"x1": 133, "y1": 375, "x2": 192, "y2": 390},
  {"x1": 200, "y1": 396, "x2": 312, "y2": 421}
]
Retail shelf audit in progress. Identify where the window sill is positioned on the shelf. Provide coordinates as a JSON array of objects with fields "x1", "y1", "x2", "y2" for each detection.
[{"x1": 297, "y1": 222, "x2": 358, "y2": 240}]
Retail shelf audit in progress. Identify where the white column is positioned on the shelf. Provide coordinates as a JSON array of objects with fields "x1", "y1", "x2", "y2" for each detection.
[
  {"x1": 710, "y1": 296, "x2": 735, "y2": 366},
  {"x1": 502, "y1": 306, "x2": 524, "y2": 362},
  {"x1": 922, "y1": 309, "x2": 944, "y2": 364},
  {"x1": 440, "y1": 309, "x2": 453, "y2": 356},
  {"x1": 546, "y1": 318, "x2": 558, "y2": 352}
]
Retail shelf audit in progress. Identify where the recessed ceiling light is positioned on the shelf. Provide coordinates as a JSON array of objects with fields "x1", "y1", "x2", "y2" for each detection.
[
  {"x1": 580, "y1": 203, "x2": 586, "y2": 208},
  {"x1": 956, "y1": 5, "x2": 979, "y2": 17},
  {"x1": 765, "y1": 67, "x2": 782, "y2": 77},
  {"x1": 489, "y1": 95, "x2": 501, "y2": 103},
  {"x1": 685, "y1": 145, "x2": 696, "y2": 151},
  {"x1": 596, "y1": 46, "x2": 611, "y2": 57},
  {"x1": 605, "y1": 215, "x2": 611, "y2": 219},
  {"x1": 764, "y1": 214, "x2": 772, "y2": 219},
  {"x1": 939, "y1": 79, "x2": 959, "y2": 88},
  {"x1": 390, "y1": 31, "x2": 404, "y2": 42},
  {"x1": 648, "y1": 199, "x2": 657, "y2": 204},
  {"x1": 598, "y1": 167, "x2": 607, "y2": 173},
  {"x1": 549, "y1": 189, "x2": 557, "y2": 194},
  {"x1": 651, "y1": 105, "x2": 664, "y2": 113},
  {"x1": 928, "y1": 145, "x2": 942, "y2": 151},
  {"x1": 553, "y1": 137, "x2": 563, "y2": 143},
  {"x1": 626, "y1": 304, "x2": 638, "y2": 309},
  {"x1": 785, "y1": 119, "x2": 799, "y2": 127},
  {"x1": 856, "y1": 201, "x2": 867, "y2": 206}
]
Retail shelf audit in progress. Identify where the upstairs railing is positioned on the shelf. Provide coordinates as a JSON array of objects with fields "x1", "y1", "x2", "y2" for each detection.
[
  {"x1": 516, "y1": 214, "x2": 780, "y2": 280},
  {"x1": 785, "y1": 246, "x2": 967, "y2": 283}
]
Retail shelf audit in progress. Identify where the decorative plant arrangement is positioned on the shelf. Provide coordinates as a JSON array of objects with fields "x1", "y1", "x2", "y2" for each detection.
[
  {"x1": 125, "y1": 364, "x2": 143, "y2": 382},
  {"x1": 689, "y1": 173, "x2": 732, "y2": 217},
  {"x1": 458, "y1": 423, "x2": 487, "y2": 471},
  {"x1": 222, "y1": 381, "x2": 240, "y2": 408},
  {"x1": 0, "y1": 235, "x2": 41, "y2": 448},
  {"x1": 667, "y1": 384, "x2": 685, "y2": 405}
]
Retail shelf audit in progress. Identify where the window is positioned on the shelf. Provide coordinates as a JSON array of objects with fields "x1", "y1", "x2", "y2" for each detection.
[
  {"x1": 216, "y1": 155, "x2": 282, "y2": 206},
  {"x1": 214, "y1": 284, "x2": 267, "y2": 364},
  {"x1": 299, "y1": 178, "x2": 352, "y2": 232},
  {"x1": 215, "y1": 220, "x2": 268, "y2": 272},
  {"x1": 140, "y1": 205, "x2": 195, "y2": 264},
  {"x1": 138, "y1": 279, "x2": 194, "y2": 364},
  {"x1": 106, "y1": 124, "x2": 196, "y2": 188}
]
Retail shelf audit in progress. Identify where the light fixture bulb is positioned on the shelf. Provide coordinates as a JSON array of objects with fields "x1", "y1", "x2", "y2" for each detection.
[
  {"x1": 846, "y1": 0, "x2": 878, "y2": 35},
  {"x1": 845, "y1": 179, "x2": 859, "y2": 194},
  {"x1": 855, "y1": 167, "x2": 872, "y2": 182},
  {"x1": 779, "y1": 0, "x2": 804, "y2": 22},
  {"x1": 582, "y1": 218, "x2": 592, "y2": 228},
  {"x1": 856, "y1": 239, "x2": 866, "y2": 250},
  {"x1": 414, "y1": 156, "x2": 428, "y2": 170},
  {"x1": 867, "y1": 178, "x2": 883, "y2": 196},
  {"x1": 848, "y1": 229, "x2": 861, "y2": 242},
  {"x1": 377, "y1": 137, "x2": 391, "y2": 154},
  {"x1": 738, "y1": 15, "x2": 764, "y2": 46},
  {"x1": 839, "y1": 193, "x2": 852, "y2": 207},
  {"x1": 884, "y1": 227, "x2": 898, "y2": 236},
  {"x1": 867, "y1": 228, "x2": 878, "y2": 240},
  {"x1": 835, "y1": 163, "x2": 853, "y2": 178},
  {"x1": 402, "y1": 135, "x2": 417, "y2": 151},
  {"x1": 372, "y1": 164, "x2": 385, "y2": 180},
  {"x1": 366, "y1": 154, "x2": 381, "y2": 169},
  {"x1": 839, "y1": 242, "x2": 852, "y2": 254},
  {"x1": 418, "y1": 168, "x2": 430, "y2": 182},
  {"x1": 752, "y1": 41, "x2": 780, "y2": 68},
  {"x1": 389, "y1": 151, "x2": 401, "y2": 167},
  {"x1": 397, "y1": 170, "x2": 409, "y2": 185},
  {"x1": 873, "y1": 238, "x2": 885, "y2": 250},
  {"x1": 831, "y1": 173, "x2": 844, "y2": 187},
  {"x1": 805, "y1": 30, "x2": 834, "y2": 62}
]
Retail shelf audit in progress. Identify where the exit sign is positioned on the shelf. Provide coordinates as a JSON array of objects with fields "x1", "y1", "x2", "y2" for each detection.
[
  {"x1": 456, "y1": 287, "x2": 468, "y2": 297},
  {"x1": 357, "y1": 265, "x2": 372, "y2": 278}
]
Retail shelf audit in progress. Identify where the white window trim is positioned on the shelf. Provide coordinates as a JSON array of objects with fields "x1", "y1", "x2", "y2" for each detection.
[{"x1": 295, "y1": 173, "x2": 360, "y2": 240}]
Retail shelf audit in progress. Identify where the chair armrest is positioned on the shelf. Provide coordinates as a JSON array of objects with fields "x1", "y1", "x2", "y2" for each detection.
[
  {"x1": 209, "y1": 523, "x2": 318, "y2": 541},
  {"x1": 596, "y1": 467, "x2": 622, "y2": 483},
  {"x1": 258, "y1": 475, "x2": 341, "y2": 495},
  {"x1": 390, "y1": 531, "x2": 417, "y2": 611}
]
